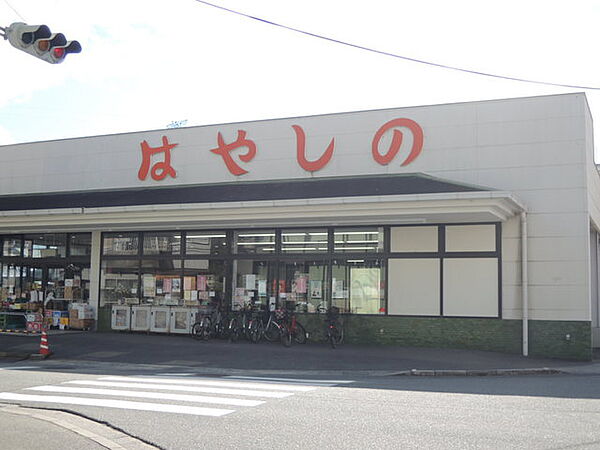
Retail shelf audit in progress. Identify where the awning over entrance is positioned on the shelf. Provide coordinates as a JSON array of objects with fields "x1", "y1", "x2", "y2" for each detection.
[{"x1": 0, "y1": 174, "x2": 526, "y2": 232}]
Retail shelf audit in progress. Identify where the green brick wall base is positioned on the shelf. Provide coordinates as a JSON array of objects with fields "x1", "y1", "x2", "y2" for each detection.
[
  {"x1": 95, "y1": 307, "x2": 592, "y2": 361},
  {"x1": 298, "y1": 314, "x2": 592, "y2": 361},
  {"x1": 528, "y1": 320, "x2": 591, "y2": 361}
]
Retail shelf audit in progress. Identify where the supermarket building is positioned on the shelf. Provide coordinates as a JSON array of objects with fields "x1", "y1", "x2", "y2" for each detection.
[{"x1": 0, "y1": 92, "x2": 598, "y2": 360}]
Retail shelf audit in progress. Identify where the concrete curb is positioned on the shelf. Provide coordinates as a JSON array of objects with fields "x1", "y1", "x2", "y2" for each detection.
[
  {"x1": 390, "y1": 367, "x2": 565, "y2": 376},
  {"x1": 0, "y1": 405, "x2": 157, "y2": 449}
]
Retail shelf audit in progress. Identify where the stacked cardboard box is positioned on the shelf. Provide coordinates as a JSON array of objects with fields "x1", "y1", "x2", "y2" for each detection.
[{"x1": 68, "y1": 303, "x2": 95, "y2": 330}]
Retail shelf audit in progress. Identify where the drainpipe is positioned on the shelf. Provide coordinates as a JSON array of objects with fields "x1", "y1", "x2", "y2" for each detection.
[{"x1": 521, "y1": 211, "x2": 529, "y2": 356}]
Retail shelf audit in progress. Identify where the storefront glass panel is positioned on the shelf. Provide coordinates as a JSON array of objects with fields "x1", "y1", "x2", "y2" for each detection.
[
  {"x1": 334, "y1": 227, "x2": 384, "y2": 253},
  {"x1": 281, "y1": 229, "x2": 329, "y2": 254},
  {"x1": 69, "y1": 233, "x2": 92, "y2": 256},
  {"x1": 186, "y1": 232, "x2": 229, "y2": 256},
  {"x1": 232, "y1": 259, "x2": 276, "y2": 310},
  {"x1": 103, "y1": 233, "x2": 139, "y2": 256},
  {"x1": 24, "y1": 233, "x2": 66, "y2": 258},
  {"x1": 143, "y1": 232, "x2": 181, "y2": 255},
  {"x1": 2, "y1": 237, "x2": 21, "y2": 257},
  {"x1": 183, "y1": 260, "x2": 227, "y2": 308},
  {"x1": 22, "y1": 267, "x2": 43, "y2": 297},
  {"x1": 2, "y1": 265, "x2": 21, "y2": 298},
  {"x1": 100, "y1": 259, "x2": 139, "y2": 307},
  {"x1": 331, "y1": 259, "x2": 385, "y2": 314},
  {"x1": 140, "y1": 259, "x2": 182, "y2": 306},
  {"x1": 234, "y1": 230, "x2": 276, "y2": 255},
  {"x1": 278, "y1": 260, "x2": 328, "y2": 313}
]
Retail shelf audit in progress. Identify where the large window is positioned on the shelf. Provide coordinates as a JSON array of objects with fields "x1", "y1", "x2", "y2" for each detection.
[
  {"x1": 0, "y1": 233, "x2": 92, "y2": 303},
  {"x1": 232, "y1": 260, "x2": 276, "y2": 310},
  {"x1": 143, "y1": 232, "x2": 181, "y2": 255},
  {"x1": 278, "y1": 260, "x2": 328, "y2": 313},
  {"x1": 183, "y1": 260, "x2": 227, "y2": 307},
  {"x1": 186, "y1": 232, "x2": 229, "y2": 256},
  {"x1": 234, "y1": 230, "x2": 276, "y2": 254},
  {"x1": 334, "y1": 227, "x2": 384, "y2": 253},
  {"x1": 103, "y1": 233, "x2": 139, "y2": 256},
  {"x1": 70, "y1": 234, "x2": 92, "y2": 256},
  {"x1": 24, "y1": 234, "x2": 66, "y2": 258},
  {"x1": 281, "y1": 229, "x2": 328, "y2": 254},
  {"x1": 332, "y1": 259, "x2": 385, "y2": 314},
  {"x1": 96, "y1": 224, "x2": 500, "y2": 318},
  {"x1": 100, "y1": 259, "x2": 139, "y2": 307},
  {"x1": 3, "y1": 237, "x2": 21, "y2": 257}
]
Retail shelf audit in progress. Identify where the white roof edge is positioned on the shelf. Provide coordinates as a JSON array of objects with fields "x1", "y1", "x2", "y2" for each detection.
[{"x1": 0, "y1": 190, "x2": 527, "y2": 217}]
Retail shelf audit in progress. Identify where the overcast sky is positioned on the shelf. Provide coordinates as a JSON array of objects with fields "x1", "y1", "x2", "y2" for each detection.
[{"x1": 1, "y1": 0, "x2": 599, "y2": 158}]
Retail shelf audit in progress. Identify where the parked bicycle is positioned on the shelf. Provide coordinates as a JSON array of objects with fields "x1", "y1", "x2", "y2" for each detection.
[
  {"x1": 191, "y1": 306, "x2": 225, "y2": 341},
  {"x1": 279, "y1": 307, "x2": 307, "y2": 347},
  {"x1": 324, "y1": 306, "x2": 343, "y2": 349}
]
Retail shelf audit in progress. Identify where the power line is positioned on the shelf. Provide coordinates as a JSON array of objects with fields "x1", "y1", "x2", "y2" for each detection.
[
  {"x1": 193, "y1": 0, "x2": 600, "y2": 91},
  {"x1": 3, "y1": 0, "x2": 25, "y2": 21}
]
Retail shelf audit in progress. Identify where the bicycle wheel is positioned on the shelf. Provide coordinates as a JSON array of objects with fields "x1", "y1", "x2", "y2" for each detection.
[
  {"x1": 281, "y1": 327, "x2": 292, "y2": 347},
  {"x1": 249, "y1": 320, "x2": 263, "y2": 344},
  {"x1": 293, "y1": 322, "x2": 307, "y2": 344},
  {"x1": 329, "y1": 325, "x2": 342, "y2": 348},
  {"x1": 228, "y1": 318, "x2": 240, "y2": 343},
  {"x1": 191, "y1": 322, "x2": 203, "y2": 340},
  {"x1": 200, "y1": 317, "x2": 211, "y2": 340},
  {"x1": 264, "y1": 322, "x2": 280, "y2": 342}
]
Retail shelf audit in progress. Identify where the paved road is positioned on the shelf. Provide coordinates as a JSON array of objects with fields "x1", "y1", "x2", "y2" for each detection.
[
  {"x1": 1, "y1": 331, "x2": 597, "y2": 375},
  {"x1": 0, "y1": 362, "x2": 599, "y2": 449}
]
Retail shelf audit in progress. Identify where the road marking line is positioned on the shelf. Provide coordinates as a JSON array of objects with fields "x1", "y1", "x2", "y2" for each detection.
[
  {"x1": 100, "y1": 376, "x2": 316, "y2": 392},
  {"x1": 0, "y1": 366, "x2": 38, "y2": 371},
  {"x1": 225, "y1": 376, "x2": 356, "y2": 385},
  {"x1": 27, "y1": 385, "x2": 265, "y2": 407},
  {"x1": 64, "y1": 380, "x2": 293, "y2": 398},
  {"x1": 0, "y1": 393, "x2": 233, "y2": 416}
]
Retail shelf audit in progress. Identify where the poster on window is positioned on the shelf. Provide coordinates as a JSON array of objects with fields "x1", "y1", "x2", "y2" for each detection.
[
  {"x1": 143, "y1": 275, "x2": 156, "y2": 297},
  {"x1": 294, "y1": 275, "x2": 308, "y2": 294},
  {"x1": 233, "y1": 287, "x2": 245, "y2": 310},
  {"x1": 184, "y1": 276, "x2": 195, "y2": 291},
  {"x1": 171, "y1": 278, "x2": 181, "y2": 293},
  {"x1": 333, "y1": 279, "x2": 345, "y2": 298},
  {"x1": 258, "y1": 280, "x2": 267, "y2": 296},
  {"x1": 310, "y1": 280, "x2": 322, "y2": 299},
  {"x1": 197, "y1": 275, "x2": 207, "y2": 292},
  {"x1": 245, "y1": 274, "x2": 256, "y2": 290}
]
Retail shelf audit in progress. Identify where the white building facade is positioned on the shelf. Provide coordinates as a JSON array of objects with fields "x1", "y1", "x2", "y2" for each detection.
[{"x1": 0, "y1": 93, "x2": 598, "y2": 360}]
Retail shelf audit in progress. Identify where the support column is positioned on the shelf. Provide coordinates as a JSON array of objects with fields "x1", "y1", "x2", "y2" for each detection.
[{"x1": 89, "y1": 231, "x2": 102, "y2": 327}]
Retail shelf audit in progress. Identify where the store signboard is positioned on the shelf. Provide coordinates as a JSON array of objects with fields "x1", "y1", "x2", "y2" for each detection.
[{"x1": 0, "y1": 105, "x2": 432, "y2": 196}]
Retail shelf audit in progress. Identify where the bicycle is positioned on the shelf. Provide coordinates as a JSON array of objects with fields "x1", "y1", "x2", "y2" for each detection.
[
  {"x1": 191, "y1": 307, "x2": 221, "y2": 341},
  {"x1": 263, "y1": 310, "x2": 284, "y2": 343},
  {"x1": 247, "y1": 307, "x2": 266, "y2": 344},
  {"x1": 279, "y1": 308, "x2": 307, "y2": 347},
  {"x1": 324, "y1": 306, "x2": 343, "y2": 349},
  {"x1": 228, "y1": 305, "x2": 253, "y2": 343}
]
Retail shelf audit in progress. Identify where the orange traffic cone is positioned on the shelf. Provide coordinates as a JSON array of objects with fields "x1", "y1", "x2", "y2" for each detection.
[{"x1": 39, "y1": 329, "x2": 52, "y2": 357}]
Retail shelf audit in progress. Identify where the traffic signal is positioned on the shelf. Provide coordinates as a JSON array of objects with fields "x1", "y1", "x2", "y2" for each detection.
[{"x1": 2, "y1": 22, "x2": 81, "y2": 64}]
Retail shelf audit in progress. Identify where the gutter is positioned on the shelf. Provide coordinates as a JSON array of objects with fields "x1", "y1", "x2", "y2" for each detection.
[{"x1": 521, "y1": 211, "x2": 529, "y2": 356}]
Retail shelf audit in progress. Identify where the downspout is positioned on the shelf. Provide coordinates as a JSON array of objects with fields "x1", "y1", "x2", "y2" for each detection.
[{"x1": 521, "y1": 211, "x2": 529, "y2": 356}]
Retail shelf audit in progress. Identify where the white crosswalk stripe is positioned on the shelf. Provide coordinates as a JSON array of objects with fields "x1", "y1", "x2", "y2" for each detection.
[
  {"x1": 64, "y1": 380, "x2": 295, "y2": 398},
  {"x1": 99, "y1": 376, "x2": 317, "y2": 392},
  {"x1": 0, "y1": 374, "x2": 353, "y2": 417},
  {"x1": 26, "y1": 385, "x2": 265, "y2": 407},
  {"x1": 0, "y1": 392, "x2": 233, "y2": 416}
]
